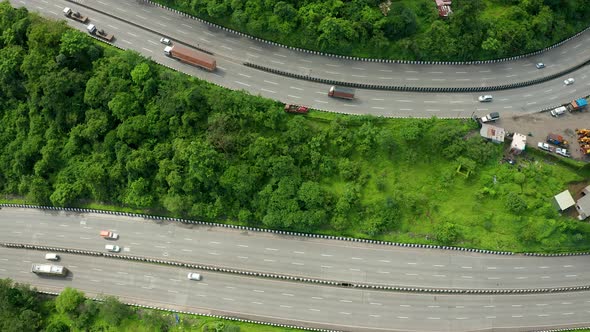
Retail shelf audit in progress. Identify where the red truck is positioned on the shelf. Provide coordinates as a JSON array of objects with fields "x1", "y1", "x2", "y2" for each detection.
[
  {"x1": 87, "y1": 24, "x2": 114, "y2": 42},
  {"x1": 164, "y1": 45, "x2": 216, "y2": 72},
  {"x1": 328, "y1": 86, "x2": 355, "y2": 100},
  {"x1": 63, "y1": 7, "x2": 88, "y2": 23},
  {"x1": 284, "y1": 104, "x2": 309, "y2": 114}
]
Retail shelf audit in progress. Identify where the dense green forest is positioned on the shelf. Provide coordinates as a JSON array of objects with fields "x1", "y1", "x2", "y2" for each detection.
[
  {"x1": 154, "y1": 0, "x2": 590, "y2": 60},
  {"x1": 0, "y1": 2, "x2": 589, "y2": 251},
  {"x1": 0, "y1": 279, "x2": 283, "y2": 331}
]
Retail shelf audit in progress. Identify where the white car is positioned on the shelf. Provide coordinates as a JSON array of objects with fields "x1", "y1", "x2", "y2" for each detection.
[
  {"x1": 160, "y1": 37, "x2": 171, "y2": 45},
  {"x1": 564, "y1": 78, "x2": 575, "y2": 85},
  {"x1": 45, "y1": 253, "x2": 59, "y2": 261},
  {"x1": 105, "y1": 244, "x2": 120, "y2": 252},
  {"x1": 556, "y1": 148, "x2": 571, "y2": 157},
  {"x1": 537, "y1": 142, "x2": 552, "y2": 151},
  {"x1": 187, "y1": 272, "x2": 201, "y2": 281},
  {"x1": 478, "y1": 95, "x2": 493, "y2": 102}
]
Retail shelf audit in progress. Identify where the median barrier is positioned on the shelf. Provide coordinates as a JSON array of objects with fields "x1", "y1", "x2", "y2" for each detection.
[{"x1": 242, "y1": 59, "x2": 590, "y2": 93}]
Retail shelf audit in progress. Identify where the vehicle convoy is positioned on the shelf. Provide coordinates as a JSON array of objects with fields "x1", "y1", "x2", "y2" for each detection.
[
  {"x1": 87, "y1": 24, "x2": 114, "y2": 42},
  {"x1": 164, "y1": 45, "x2": 216, "y2": 72},
  {"x1": 547, "y1": 133, "x2": 569, "y2": 148},
  {"x1": 31, "y1": 263, "x2": 67, "y2": 276},
  {"x1": 63, "y1": 7, "x2": 88, "y2": 23},
  {"x1": 284, "y1": 104, "x2": 309, "y2": 114},
  {"x1": 100, "y1": 230, "x2": 119, "y2": 240},
  {"x1": 567, "y1": 98, "x2": 587, "y2": 112},
  {"x1": 328, "y1": 86, "x2": 355, "y2": 100},
  {"x1": 480, "y1": 112, "x2": 500, "y2": 123}
]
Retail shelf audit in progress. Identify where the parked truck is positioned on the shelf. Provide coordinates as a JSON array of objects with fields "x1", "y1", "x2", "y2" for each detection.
[
  {"x1": 87, "y1": 24, "x2": 114, "y2": 42},
  {"x1": 328, "y1": 86, "x2": 355, "y2": 100},
  {"x1": 567, "y1": 98, "x2": 588, "y2": 112},
  {"x1": 164, "y1": 45, "x2": 216, "y2": 72},
  {"x1": 63, "y1": 7, "x2": 88, "y2": 23},
  {"x1": 546, "y1": 133, "x2": 569, "y2": 148},
  {"x1": 284, "y1": 104, "x2": 309, "y2": 114},
  {"x1": 31, "y1": 263, "x2": 68, "y2": 276}
]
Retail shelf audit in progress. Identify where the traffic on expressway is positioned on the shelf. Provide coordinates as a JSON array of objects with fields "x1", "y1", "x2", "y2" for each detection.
[
  {"x1": 4, "y1": 0, "x2": 590, "y2": 330},
  {"x1": 2, "y1": 207, "x2": 590, "y2": 331}
]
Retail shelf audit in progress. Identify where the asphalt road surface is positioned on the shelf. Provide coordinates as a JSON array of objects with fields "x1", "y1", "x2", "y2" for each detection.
[
  {"x1": 3, "y1": 247, "x2": 590, "y2": 332},
  {"x1": 1, "y1": 207, "x2": 589, "y2": 290},
  {"x1": 10, "y1": 0, "x2": 590, "y2": 118}
]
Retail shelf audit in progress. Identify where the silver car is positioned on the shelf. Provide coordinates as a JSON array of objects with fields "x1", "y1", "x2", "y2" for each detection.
[
  {"x1": 564, "y1": 78, "x2": 575, "y2": 85},
  {"x1": 160, "y1": 37, "x2": 171, "y2": 45}
]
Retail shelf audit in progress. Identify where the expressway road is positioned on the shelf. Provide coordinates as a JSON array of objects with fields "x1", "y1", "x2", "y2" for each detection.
[
  {"x1": 56, "y1": 0, "x2": 590, "y2": 89},
  {"x1": 3, "y1": 247, "x2": 590, "y2": 332},
  {"x1": 2, "y1": 207, "x2": 590, "y2": 290},
  {"x1": 10, "y1": 0, "x2": 590, "y2": 118}
]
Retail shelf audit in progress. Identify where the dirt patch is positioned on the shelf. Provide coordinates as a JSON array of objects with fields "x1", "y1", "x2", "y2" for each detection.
[{"x1": 498, "y1": 110, "x2": 590, "y2": 161}]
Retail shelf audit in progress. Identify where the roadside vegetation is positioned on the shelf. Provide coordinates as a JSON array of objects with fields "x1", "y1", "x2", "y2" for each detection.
[
  {"x1": 0, "y1": 279, "x2": 300, "y2": 332},
  {"x1": 153, "y1": 0, "x2": 590, "y2": 60},
  {"x1": 0, "y1": 2, "x2": 589, "y2": 253}
]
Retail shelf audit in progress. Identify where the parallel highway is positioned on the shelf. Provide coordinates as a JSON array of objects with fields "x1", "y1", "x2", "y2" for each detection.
[
  {"x1": 11, "y1": 0, "x2": 590, "y2": 118},
  {"x1": 1, "y1": 208, "x2": 589, "y2": 290},
  {"x1": 3, "y1": 247, "x2": 590, "y2": 332}
]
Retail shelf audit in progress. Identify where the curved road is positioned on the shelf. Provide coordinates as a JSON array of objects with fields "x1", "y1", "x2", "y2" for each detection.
[
  {"x1": 2, "y1": 207, "x2": 589, "y2": 290},
  {"x1": 12, "y1": 0, "x2": 590, "y2": 118},
  {"x1": 3, "y1": 247, "x2": 590, "y2": 332},
  {"x1": 66, "y1": 0, "x2": 590, "y2": 88}
]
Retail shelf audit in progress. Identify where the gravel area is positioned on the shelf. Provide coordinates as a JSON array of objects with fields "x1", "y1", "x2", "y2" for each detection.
[{"x1": 497, "y1": 110, "x2": 590, "y2": 161}]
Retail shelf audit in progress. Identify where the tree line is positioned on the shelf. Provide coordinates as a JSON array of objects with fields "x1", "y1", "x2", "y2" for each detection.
[
  {"x1": 0, "y1": 279, "x2": 240, "y2": 331},
  {"x1": 154, "y1": 0, "x2": 590, "y2": 60}
]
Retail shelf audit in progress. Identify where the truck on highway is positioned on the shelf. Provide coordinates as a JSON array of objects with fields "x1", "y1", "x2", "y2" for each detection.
[
  {"x1": 31, "y1": 263, "x2": 68, "y2": 276},
  {"x1": 328, "y1": 86, "x2": 355, "y2": 100},
  {"x1": 63, "y1": 7, "x2": 88, "y2": 23},
  {"x1": 284, "y1": 104, "x2": 309, "y2": 114},
  {"x1": 87, "y1": 24, "x2": 114, "y2": 42},
  {"x1": 546, "y1": 133, "x2": 569, "y2": 148},
  {"x1": 164, "y1": 45, "x2": 216, "y2": 72}
]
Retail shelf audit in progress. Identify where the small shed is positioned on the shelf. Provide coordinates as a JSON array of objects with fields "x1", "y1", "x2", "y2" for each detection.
[
  {"x1": 480, "y1": 124, "x2": 505, "y2": 144},
  {"x1": 576, "y1": 185, "x2": 590, "y2": 220},
  {"x1": 510, "y1": 133, "x2": 527, "y2": 155},
  {"x1": 434, "y1": 0, "x2": 452, "y2": 17},
  {"x1": 553, "y1": 190, "x2": 575, "y2": 211}
]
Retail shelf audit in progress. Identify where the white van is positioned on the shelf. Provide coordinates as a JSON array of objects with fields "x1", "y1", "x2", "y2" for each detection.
[
  {"x1": 45, "y1": 253, "x2": 59, "y2": 261},
  {"x1": 551, "y1": 106, "x2": 566, "y2": 117}
]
